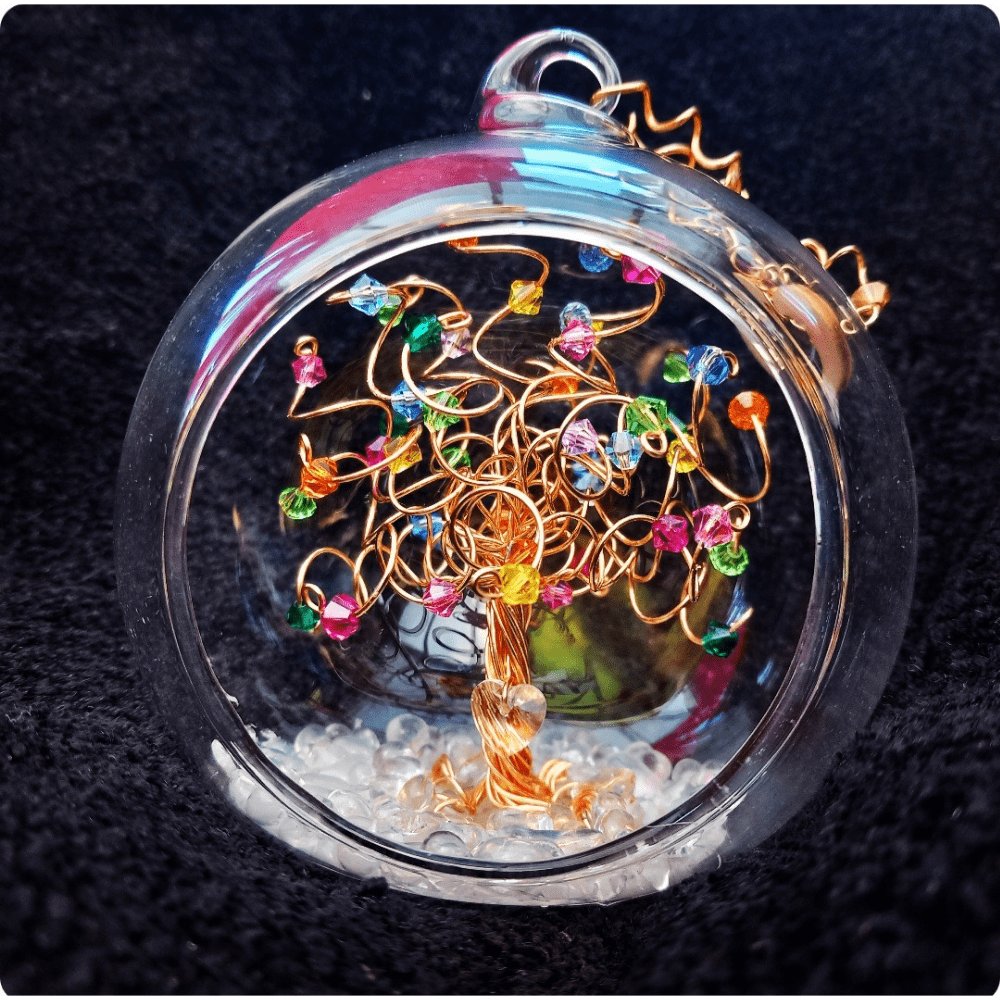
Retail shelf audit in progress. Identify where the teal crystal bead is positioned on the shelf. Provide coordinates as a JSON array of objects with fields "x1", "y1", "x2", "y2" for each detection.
[
  {"x1": 702, "y1": 620, "x2": 738, "y2": 658},
  {"x1": 708, "y1": 541, "x2": 750, "y2": 576},
  {"x1": 402, "y1": 314, "x2": 443, "y2": 352},
  {"x1": 380, "y1": 409, "x2": 409, "y2": 438},
  {"x1": 278, "y1": 487, "x2": 317, "y2": 520},
  {"x1": 286, "y1": 602, "x2": 321, "y2": 631},
  {"x1": 662, "y1": 352, "x2": 691, "y2": 383}
]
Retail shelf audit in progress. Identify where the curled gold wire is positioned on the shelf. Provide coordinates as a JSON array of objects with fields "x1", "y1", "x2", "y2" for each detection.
[{"x1": 283, "y1": 237, "x2": 772, "y2": 820}]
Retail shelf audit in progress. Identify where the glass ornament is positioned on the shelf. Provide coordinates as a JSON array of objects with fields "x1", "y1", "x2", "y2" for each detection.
[{"x1": 116, "y1": 29, "x2": 915, "y2": 905}]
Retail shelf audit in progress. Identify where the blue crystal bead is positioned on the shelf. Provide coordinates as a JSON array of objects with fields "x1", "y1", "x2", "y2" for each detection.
[
  {"x1": 410, "y1": 512, "x2": 445, "y2": 542},
  {"x1": 559, "y1": 301, "x2": 592, "y2": 331},
  {"x1": 570, "y1": 452, "x2": 604, "y2": 494},
  {"x1": 578, "y1": 245, "x2": 614, "y2": 273},
  {"x1": 390, "y1": 381, "x2": 424, "y2": 422},
  {"x1": 605, "y1": 431, "x2": 642, "y2": 471},
  {"x1": 686, "y1": 345, "x2": 731, "y2": 386},
  {"x1": 349, "y1": 273, "x2": 390, "y2": 316}
]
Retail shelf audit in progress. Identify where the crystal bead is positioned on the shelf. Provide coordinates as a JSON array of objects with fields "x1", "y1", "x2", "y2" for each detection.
[
  {"x1": 606, "y1": 430, "x2": 641, "y2": 471},
  {"x1": 385, "y1": 436, "x2": 421, "y2": 474},
  {"x1": 402, "y1": 314, "x2": 443, "y2": 352},
  {"x1": 321, "y1": 594, "x2": 361, "y2": 641},
  {"x1": 423, "y1": 830, "x2": 469, "y2": 857},
  {"x1": 291, "y1": 353, "x2": 327, "y2": 387},
  {"x1": 278, "y1": 487, "x2": 316, "y2": 520},
  {"x1": 390, "y1": 381, "x2": 424, "y2": 422},
  {"x1": 440, "y1": 326, "x2": 472, "y2": 358},
  {"x1": 562, "y1": 418, "x2": 599, "y2": 456},
  {"x1": 686, "y1": 344, "x2": 731, "y2": 385},
  {"x1": 423, "y1": 578, "x2": 462, "y2": 617},
  {"x1": 652, "y1": 514, "x2": 689, "y2": 552},
  {"x1": 509, "y1": 280, "x2": 543, "y2": 315},
  {"x1": 702, "y1": 621, "x2": 738, "y2": 658},
  {"x1": 365, "y1": 435, "x2": 388, "y2": 465},
  {"x1": 348, "y1": 273, "x2": 390, "y2": 316},
  {"x1": 385, "y1": 714, "x2": 429, "y2": 747},
  {"x1": 298, "y1": 457, "x2": 339, "y2": 498},
  {"x1": 442, "y1": 445, "x2": 471, "y2": 469},
  {"x1": 625, "y1": 396, "x2": 675, "y2": 435},
  {"x1": 548, "y1": 373, "x2": 579, "y2": 396},
  {"x1": 498, "y1": 563, "x2": 540, "y2": 605},
  {"x1": 397, "y1": 773, "x2": 434, "y2": 811},
  {"x1": 556, "y1": 321, "x2": 595, "y2": 362},
  {"x1": 662, "y1": 352, "x2": 691, "y2": 384},
  {"x1": 560, "y1": 301, "x2": 592, "y2": 330},
  {"x1": 286, "y1": 602, "x2": 321, "y2": 631},
  {"x1": 379, "y1": 410, "x2": 408, "y2": 438},
  {"x1": 621, "y1": 256, "x2": 660, "y2": 284},
  {"x1": 692, "y1": 505, "x2": 734, "y2": 548},
  {"x1": 541, "y1": 581, "x2": 573, "y2": 610},
  {"x1": 376, "y1": 294, "x2": 404, "y2": 327},
  {"x1": 728, "y1": 390, "x2": 770, "y2": 430},
  {"x1": 409, "y1": 512, "x2": 444, "y2": 542},
  {"x1": 578, "y1": 244, "x2": 614, "y2": 272},
  {"x1": 570, "y1": 453, "x2": 604, "y2": 495},
  {"x1": 422, "y1": 392, "x2": 461, "y2": 430},
  {"x1": 708, "y1": 540, "x2": 750, "y2": 576},
  {"x1": 666, "y1": 438, "x2": 698, "y2": 473}
]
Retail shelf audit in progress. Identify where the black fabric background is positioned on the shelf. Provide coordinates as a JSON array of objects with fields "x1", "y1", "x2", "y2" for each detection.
[{"x1": 2, "y1": 5, "x2": 999, "y2": 994}]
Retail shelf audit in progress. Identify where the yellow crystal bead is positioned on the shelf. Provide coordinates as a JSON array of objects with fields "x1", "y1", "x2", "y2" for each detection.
[
  {"x1": 667, "y1": 438, "x2": 698, "y2": 473},
  {"x1": 385, "y1": 436, "x2": 421, "y2": 473},
  {"x1": 298, "y1": 457, "x2": 340, "y2": 498},
  {"x1": 508, "y1": 280, "x2": 543, "y2": 316},
  {"x1": 498, "y1": 563, "x2": 541, "y2": 605}
]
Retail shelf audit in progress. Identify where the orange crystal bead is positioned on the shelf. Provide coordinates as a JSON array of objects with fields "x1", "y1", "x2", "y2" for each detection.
[
  {"x1": 548, "y1": 374, "x2": 579, "y2": 396},
  {"x1": 728, "y1": 390, "x2": 770, "y2": 430},
  {"x1": 299, "y1": 457, "x2": 340, "y2": 498}
]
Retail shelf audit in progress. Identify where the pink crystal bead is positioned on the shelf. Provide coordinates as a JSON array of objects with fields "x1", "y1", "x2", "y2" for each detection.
[
  {"x1": 365, "y1": 435, "x2": 389, "y2": 465},
  {"x1": 556, "y1": 320, "x2": 595, "y2": 362},
  {"x1": 621, "y1": 256, "x2": 660, "y2": 284},
  {"x1": 652, "y1": 514, "x2": 690, "y2": 552},
  {"x1": 423, "y1": 578, "x2": 462, "y2": 617},
  {"x1": 291, "y1": 353, "x2": 327, "y2": 387},
  {"x1": 562, "y1": 418, "x2": 599, "y2": 456},
  {"x1": 321, "y1": 594, "x2": 361, "y2": 641},
  {"x1": 541, "y1": 581, "x2": 574, "y2": 610},
  {"x1": 440, "y1": 327, "x2": 472, "y2": 358},
  {"x1": 692, "y1": 505, "x2": 734, "y2": 548}
]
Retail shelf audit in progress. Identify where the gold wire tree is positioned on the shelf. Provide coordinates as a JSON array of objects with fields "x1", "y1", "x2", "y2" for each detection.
[{"x1": 278, "y1": 238, "x2": 771, "y2": 826}]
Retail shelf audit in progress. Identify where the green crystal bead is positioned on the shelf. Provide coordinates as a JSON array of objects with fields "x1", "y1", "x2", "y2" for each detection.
[
  {"x1": 377, "y1": 301, "x2": 403, "y2": 327},
  {"x1": 662, "y1": 352, "x2": 692, "y2": 384},
  {"x1": 423, "y1": 392, "x2": 462, "y2": 430},
  {"x1": 278, "y1": 487, "x2": 317, "y2": 520},
  {"x1": 286, "y1": 602, "x2": 321, "y2": 631},
  {"x1": 702, "y1": 620, "x2": 738, "y2": 658},
  {"x1": 379, "y1": 410, "x2": 409, "y2": 438},
  {"x1": 625, "y1": 395, "x2": 677, "y2": 436},
  {"x1": 402, "y1": 314, "x2": 443, "y2": 352},
  {"x1": 442, "y1": 445, "x2": 471, "y2": 468},
  {"x1": 708, "y1": 541, "x2": 750, "y2": 576}
]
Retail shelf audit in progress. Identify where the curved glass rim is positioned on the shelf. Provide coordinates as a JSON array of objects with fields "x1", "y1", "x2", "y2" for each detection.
[{"x1": 116, "y1": 128, "x2": 916, "y2": 902}]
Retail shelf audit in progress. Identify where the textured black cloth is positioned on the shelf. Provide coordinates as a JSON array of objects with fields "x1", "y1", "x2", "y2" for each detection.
[{"x1": 2, "y1": 6, "x2": 999, "y2": 994}]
